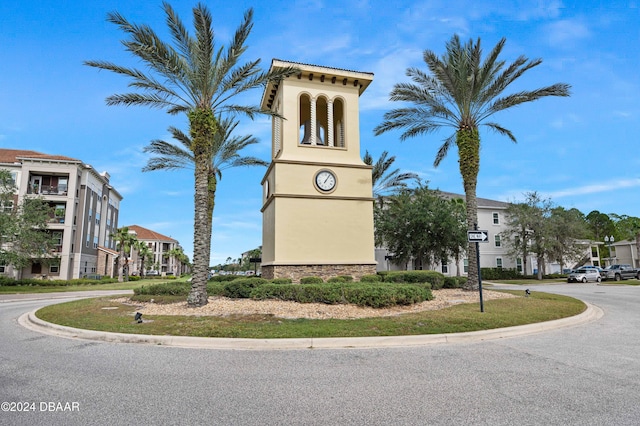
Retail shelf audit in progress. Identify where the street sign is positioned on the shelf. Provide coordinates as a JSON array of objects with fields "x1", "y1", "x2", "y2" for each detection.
[{"x1": 467, "y1": 230, "x2": 489, "y2": 242}]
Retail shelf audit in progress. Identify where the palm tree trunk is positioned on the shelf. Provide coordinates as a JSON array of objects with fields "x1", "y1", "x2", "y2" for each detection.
[
  {"x1": 458, "y1": 128, "x2": 480, "y2": 291},
  {"x1": 187, "y1": 108, "x2": 217, "y2": 307},
  {"x1": 118, "y1": 251, "x2": 124, "y2": 283}
]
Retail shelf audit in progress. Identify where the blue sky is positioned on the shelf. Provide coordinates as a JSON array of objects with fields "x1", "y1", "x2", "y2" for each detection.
[{"x1": 1, "y1": 0, "x2": 639, "y2": 264}]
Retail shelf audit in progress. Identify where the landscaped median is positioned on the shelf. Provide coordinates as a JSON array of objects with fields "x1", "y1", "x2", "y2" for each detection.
[{"x1": 32, "y1": 271, "x2": 590, "y2": 343}]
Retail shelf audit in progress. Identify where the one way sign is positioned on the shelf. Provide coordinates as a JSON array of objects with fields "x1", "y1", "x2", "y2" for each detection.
[{"x1": 467, "y1": 230, "x2": 489, "y2": 242}]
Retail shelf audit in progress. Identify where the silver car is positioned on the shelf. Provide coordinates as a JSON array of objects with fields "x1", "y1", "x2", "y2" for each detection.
[{"x1": 568, "y1": 268, "x2": 602, "y2": 283}]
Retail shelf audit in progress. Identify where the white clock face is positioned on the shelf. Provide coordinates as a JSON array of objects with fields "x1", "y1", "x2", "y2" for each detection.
[{"x1": 315, "y1": 170, "x2": 336, "y2": 192}]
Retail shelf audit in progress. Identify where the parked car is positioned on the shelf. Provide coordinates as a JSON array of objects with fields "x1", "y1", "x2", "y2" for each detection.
[
  {"x1": 568, "y1": 268, "x2": 602, "y2": 283},
  {"x1": 602, "y1": 264, "x2": 640, "y2": 281}
]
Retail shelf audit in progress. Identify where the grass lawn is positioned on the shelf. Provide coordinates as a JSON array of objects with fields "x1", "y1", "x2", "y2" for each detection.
[{"x1": 35, "y1": 290, "x2": 586, "y2": 339}]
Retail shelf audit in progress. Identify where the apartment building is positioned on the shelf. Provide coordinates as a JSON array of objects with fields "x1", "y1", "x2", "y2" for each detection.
[
  {"x1": 0, "y1": 149, "x2": 122, "y2": 280},
  {"x1": 126, "y1": 225, "x2": 188, "y2": 276},
  {"x1": 375, "y1": 192, "x2": 601, "y2": 276}
]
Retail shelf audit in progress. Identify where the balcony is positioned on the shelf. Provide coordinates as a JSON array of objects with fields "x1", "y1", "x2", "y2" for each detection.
[
  {"x1": 28, "y1": 174, "x2": 69, "y2": 196},
  {"x1": 28, "y1": 184, "x2": 68, "y2": 196}
]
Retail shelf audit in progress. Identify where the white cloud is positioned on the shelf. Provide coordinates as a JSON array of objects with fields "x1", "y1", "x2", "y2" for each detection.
[
  {"x1": 543, "y1": 19, "x2": 590, "y2": 47},
  {"x1": 546, "y1": 178, "x2": 640, "y2": 199}
]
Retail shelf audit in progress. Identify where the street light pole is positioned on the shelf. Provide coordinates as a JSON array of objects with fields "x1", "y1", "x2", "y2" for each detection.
[{"x1": 604, "y1": 235, "x2": 615, "y2": 266}]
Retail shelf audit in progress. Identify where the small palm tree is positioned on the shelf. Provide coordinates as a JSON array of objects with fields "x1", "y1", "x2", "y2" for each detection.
[
  {"x1": 363, "y1": 150, "x2": 419, "y2": 202},
  {"x1": 85, "y1": 3, "x2": 296, "y2": 306},
  {"x1": 165, "y1": 246, "x2": 190, "y2": 276},
  {"x1": 374, "y1": 35, "x2": 570, "y2": 290},
  {"x1": 114, "y1": 227, "x2": 138, "y2": 282},
  {"x1": 135, "y1": 241, "x2": 152, "y2": 278}
]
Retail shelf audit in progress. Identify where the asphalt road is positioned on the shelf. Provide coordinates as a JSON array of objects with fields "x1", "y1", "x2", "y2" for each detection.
[{"x1": 1, "y1": 284, "x2": 639, "y2": 425}]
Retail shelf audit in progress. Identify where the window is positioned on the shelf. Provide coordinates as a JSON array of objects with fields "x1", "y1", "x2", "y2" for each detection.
[
  {"x1": 494, "y1": 235, "x2": 501, "y2": 247},
  {"x1": 93, "y1": 236, "x2": 98, "y2": 249},
  {"x1": 516, "y1": 258, "x2": 523, "y2": 273},
  {"x1": 86, "y1": 233, "x2": 90, "y2": 248},
  {"x1": 441, "y1": 263, "x2": 449, "y2": 274},
  {"x1": 0, "y1": 263, "x2": 5, "y2": 273},
  {"x1": 95, "y1": 212, "x2": 100, "y2": 226},
  {"x1": 492, "y1": 212, "x2": 500, "y2": 225},
  {"x1": 50, "y1": 263, "x2": 60, "y2": 273},
  {"x1": 496, "y1": 257, "x2": 503, "y2": 268},
  {"x1": 463, "y1": 258, "x2": 469, "y2": 273}
]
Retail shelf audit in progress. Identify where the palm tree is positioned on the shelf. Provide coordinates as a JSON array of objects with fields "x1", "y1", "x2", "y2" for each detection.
[
  {"x1": 114, "y1": 227, "x2": 138, "y2": 282},
  {"x1": 374, "y1": 35, "x2": 570, "y2": 290},
  {"x1": 363, "y1": 150, "x2": 419, "y2": 202},
  {"x1": 85, "y1": 3, "x2": 297, "y2": 306},
  {"x1": 165, "y1": 246, "x2": 190, "y2": 275},
  {"x1": 135, "y1": 240, "x2": 152, "y2": 277}
]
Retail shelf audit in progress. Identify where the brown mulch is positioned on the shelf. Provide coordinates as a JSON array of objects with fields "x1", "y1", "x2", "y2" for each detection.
[{"x1": 111, "y1": 289, "x2": 517, "y2": 320}]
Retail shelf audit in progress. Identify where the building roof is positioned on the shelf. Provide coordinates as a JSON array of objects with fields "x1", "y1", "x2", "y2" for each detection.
[
  {"x1": 262, "y1": 59, "x2": 374, "y2": 109},
  {"x1": 437, "y1": 191, "x2": 511, "y2": 209},
  {"x1": 0, "y1": 148, "x2": 81, "y2": 164},
  {"x1": 127, "y1": 225, "x2": 177, "y2": 242}
]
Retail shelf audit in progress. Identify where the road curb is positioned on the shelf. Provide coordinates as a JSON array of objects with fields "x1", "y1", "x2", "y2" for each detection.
[{"x1": 19, "y1": 302, "x2": 603, "y2": 350}]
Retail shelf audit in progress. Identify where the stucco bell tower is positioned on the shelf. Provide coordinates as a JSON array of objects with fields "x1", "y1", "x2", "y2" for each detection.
[{"x1": 260, "y1": 60, "x2": 377, "y2": 282}]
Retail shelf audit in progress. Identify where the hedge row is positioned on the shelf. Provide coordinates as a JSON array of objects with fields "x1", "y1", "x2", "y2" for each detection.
[
  {"x1": 133, "y1": 278, "x2": 434, "y2": 308},
  {"x1": 251, "y1": 283, "x2": 433, "y2": 308},
  {"x1": 0, "y1": 276, "x2": 119, "y2": 287}
]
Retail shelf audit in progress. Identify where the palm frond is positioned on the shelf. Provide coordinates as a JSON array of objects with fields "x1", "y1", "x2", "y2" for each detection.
[
  {"x1": 483, "y1": 122, "x2": 516, "y2": 142},
  {"x1": 434, "y1": 134, "x2": 456, "y2": 167}
]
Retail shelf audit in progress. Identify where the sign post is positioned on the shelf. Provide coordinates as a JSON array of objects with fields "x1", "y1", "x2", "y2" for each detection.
[{"x1": 468, "y1": 225, "x2": 488, "y2": 312}]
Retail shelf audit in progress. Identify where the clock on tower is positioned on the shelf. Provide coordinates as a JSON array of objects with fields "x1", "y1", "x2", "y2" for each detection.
[{"x1": 260, "y1": 60, "x2": 377, "y2": 282}]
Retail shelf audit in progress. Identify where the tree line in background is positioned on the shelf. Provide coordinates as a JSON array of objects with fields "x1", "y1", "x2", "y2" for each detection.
[{"x1": 373, "y1": 183, "x2": 640, "y2": 279}]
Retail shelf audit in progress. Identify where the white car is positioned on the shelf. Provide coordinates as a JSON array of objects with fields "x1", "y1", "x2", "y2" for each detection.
[{"x1": 568, "y1": 268, "x2": 601, "y2": 283}]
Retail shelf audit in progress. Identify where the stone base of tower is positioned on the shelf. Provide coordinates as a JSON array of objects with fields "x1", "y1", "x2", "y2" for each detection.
[{"x1": 261, "y1": 264, "x2": 377, "y2": 283}]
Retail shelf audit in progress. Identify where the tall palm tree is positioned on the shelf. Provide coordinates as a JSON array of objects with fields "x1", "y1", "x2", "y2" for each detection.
[
  {"x1": 374, "y1": 35, "x2": 570, "y2": 290},
  {"x1": 85, "y1": 3, "x2": 296, "y2": 306},
  {"x1": 363, "y1": 150, "x2": 419, "y2": 202}
]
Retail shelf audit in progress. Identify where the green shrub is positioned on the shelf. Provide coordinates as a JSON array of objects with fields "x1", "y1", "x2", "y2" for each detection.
[
  {"x1": 383, "y1": 270, "x2": 445, "y2": 289},
  {"x1": 251, "y1": 282, "x2": 433, "y2": 308},
  {"x1": 208, "y1": 274, "x2": 240, "y2": 282},
  {"x1": 0, "y1": 276, "x2": 120, "y2": 287},
  {"x1": 206, "y1": 281, "x2": 226, "y2": 296},
  {"x1": 270, "y1": 278, "x2": 292, "y2": 284},
  {"x1": 342, "y1": 284, "x2": 433, "y2": 308},
  {"x1": 327, "y1": 276, "x2": 347, "y2": 283},
  {"x1": 251, "y1": 283, "x2": 343, "y2": 304},
  {"x1": 338, "y1": 275, "x2": 353, "y2": 282},
  {"x1": 134, "y1": 282, "x2": 190, "y2": 296},
  {"x1": 222, "y1": 278, "x2": 268, "y2": 299},
  {"x1": 300, "y1": 276, "x2": 324, "y2": 284},
  {"x1": 359, "y1": 274, "x2": 382, "y2": 283},
  {"x1": 443, "y1": 276, "x2": 459, "y2": 289},
  {"x1": 480, "y1": 268, "x2": 521, "y2": 280}
]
